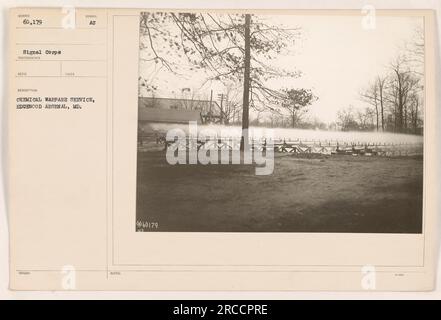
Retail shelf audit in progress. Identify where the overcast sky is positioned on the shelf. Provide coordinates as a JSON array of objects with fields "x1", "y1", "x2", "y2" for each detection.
[{"x1": 139, "y1": 13, "x2": 423, "y2": 123}]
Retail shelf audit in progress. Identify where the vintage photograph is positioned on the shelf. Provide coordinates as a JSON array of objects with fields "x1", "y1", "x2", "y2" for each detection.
[{"x1": 136, "y1": 11, "x2": 424, "y2": 233}]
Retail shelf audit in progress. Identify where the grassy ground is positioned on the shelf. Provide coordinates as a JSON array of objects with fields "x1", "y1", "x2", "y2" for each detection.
[{"x1": 136, "y1": 151, "x2": 423, "y2": 233}]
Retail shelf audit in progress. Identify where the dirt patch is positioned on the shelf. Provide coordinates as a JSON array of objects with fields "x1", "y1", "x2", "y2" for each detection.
[{"x1": 136, "y1": 151, "x2": 423, "y2": 233}]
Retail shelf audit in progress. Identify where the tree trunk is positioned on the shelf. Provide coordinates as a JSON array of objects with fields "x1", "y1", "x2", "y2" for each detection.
[
  {"x1": 397, "y1": 74, "x2": 404, "y2": 133},
  {"x1": 404, "y1": 104, "x2": 408, "y2": 132},
  {"x1": 240, "y1": 14, "x2": 251, "y2": 151},
  {"x1": 379, "y1": 92, "x2": 384, "y2": 131},
  {"x1": 375, "y1": 101, "x2": 379, "y2": 131},
  {"x1": 377, "y1": 78, "x2": 385, "y2": 131},
  {"x1": 414, "y1": 100, "x2": 418, "y2": 134}
]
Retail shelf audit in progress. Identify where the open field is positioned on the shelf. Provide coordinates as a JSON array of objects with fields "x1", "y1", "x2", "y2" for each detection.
[{"x1": 136, "y1": 151, "x2": 423, "y2": 233}]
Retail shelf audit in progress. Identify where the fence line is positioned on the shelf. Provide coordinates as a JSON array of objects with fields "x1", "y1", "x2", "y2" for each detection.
[{"x1": 138, "y1": 133, "x2": 423, "y2": 157}]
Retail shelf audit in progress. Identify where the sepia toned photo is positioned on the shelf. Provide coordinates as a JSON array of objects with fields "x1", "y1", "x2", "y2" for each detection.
[
  {"x1": 6, "y1": 6, "x2": 438, "y2": 292},
  {"x1": 136, "y1": 11, "x2": 424, "y2": 233}
]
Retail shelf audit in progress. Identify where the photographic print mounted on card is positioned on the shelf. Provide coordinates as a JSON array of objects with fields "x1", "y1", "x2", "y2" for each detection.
[
  {"x1": 135, "y1": 11, "x2": 424, "y2": 233},
  {"x1": 8, "y1": 7, "x2": 437, "y2": 291}
]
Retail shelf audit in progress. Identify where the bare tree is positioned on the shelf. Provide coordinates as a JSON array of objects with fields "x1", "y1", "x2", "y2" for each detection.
[
  {"x1": 408, "y1": 91, "x2": 422, "y2": 134},
  {"x1": 358, "y1": 25, "x2": 424, "y2": 135},
  {"x1": 217, "y1": 83, "x2": 242, "y2": 124},
  {"x1": 360, "y1": 74, "x2": 388, "y2": 131},
  {"x1": 403, "y1": 26, "x2": 424, "y2": 76},
  {"x1": 357, "y1": 107, "x2": 376, "y2": 131},
  {"x1": 387, "y1": 56, "x2": 420, "y2": 133},
  {"x1": 377, "y1": 75, "x2": 387, "y2": 131},
  {"x1": 360, "y1": 81, "x2": 380, "y2": 131},
  {"x1": 337, "y1": 106, "x2": 359, "y2": 131}
]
